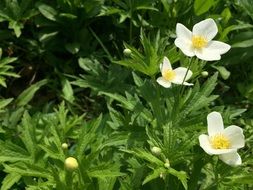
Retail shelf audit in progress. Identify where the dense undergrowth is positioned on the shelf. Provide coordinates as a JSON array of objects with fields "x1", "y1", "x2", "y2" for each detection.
[{"x1": 0, "y1": 0, "x2": 253, "y2": 189}]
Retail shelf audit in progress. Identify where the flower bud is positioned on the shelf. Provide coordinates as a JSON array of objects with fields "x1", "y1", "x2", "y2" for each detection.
[
  {"x1": 151, "y1": 147, "x2": 161, "y2": 155},
  {"x1": 164, "y1": 159, "x2": 170, "y2": 168},
  {"x1": 64, "y1": 157, "x2": 78, "y2": 172},
  {"x1": 123, "y1": 48, "x2": 131, "y2": 57},
  {"x1": 160, "y1": 172, "x2": 166, "y2": 180},
  {"x1": 201, "y1": 71, "x2": 209, "y2": 77},
  {"x1": 61, "y1": 143, "x2": 68, "y2": 150}
]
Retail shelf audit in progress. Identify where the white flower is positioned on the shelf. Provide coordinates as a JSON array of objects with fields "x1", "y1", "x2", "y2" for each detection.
[
  {"x1": 175, "y1": 18, "x2": 231, "y2": 61},
  {"x1": 199, "y1": 112, "x2": 245, "y2": 166},
  {"x1": 156, "y1": 57, "x2": 193, "y2": 88}
]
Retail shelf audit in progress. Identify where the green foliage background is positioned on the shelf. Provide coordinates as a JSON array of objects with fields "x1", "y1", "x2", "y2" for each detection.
[{"x1": 0, "y1": 0, "x2": 253, "y2": 189}]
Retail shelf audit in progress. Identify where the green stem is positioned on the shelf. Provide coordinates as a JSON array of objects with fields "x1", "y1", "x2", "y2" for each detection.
[
  {"x1": 129, "y1": 0, "x2": 133, "y2": 44},
  {"x1": 89, "y1": 27, "x2": 113, "y2": 61},
  {"x1": 65, "y1": 171, "x2": 73, "y2": 190},
  {"x1": 171, "y1": 58, "x2": 193, "y2": 124}
]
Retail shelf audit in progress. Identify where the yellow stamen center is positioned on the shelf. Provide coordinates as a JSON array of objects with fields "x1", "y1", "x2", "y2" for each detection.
[
  {"x1": 210, "y1": 133, "x2": 230, "y2": 149},
  {"x1": 192, "y1": 35, "x2": 207, "y2": 49},
  {"x1": 162, "y1": 70, "x2": 176, "y2": 81}
]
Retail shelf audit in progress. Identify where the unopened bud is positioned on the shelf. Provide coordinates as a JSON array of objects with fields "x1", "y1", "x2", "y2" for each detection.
[
  {"x1": 164, "y1": 159, "x2": 170, "y2": 168},
  {"x1": 61, "y1": 143, "x2": 68, "y2": 150},
  {"x1": 160, "y1": 172, "x2": 166, "y2": 180},
  {"x1": 64, "y1": 157, "x2": 78, "y2": 171},
  {"x1": 151, "y1": 147, "x2": 161, "y2": 155},
  {"x1": 201, "y1": 71, "x2": 209, "y2": 77},
  {"x1": 123, "y1": 48, "x2": 132, "y2": 57}
]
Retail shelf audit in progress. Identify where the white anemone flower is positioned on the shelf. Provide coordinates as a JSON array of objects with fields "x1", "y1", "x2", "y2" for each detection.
[
  {"x1": 175, "y1": 18, "x2": 231, "y2": 61},
  {"x1": 156, "y1": 57, "x2": 193, "y2": 88},
  {"x1": 199, "y1": 112, "x2": 245, "y2": 166}
]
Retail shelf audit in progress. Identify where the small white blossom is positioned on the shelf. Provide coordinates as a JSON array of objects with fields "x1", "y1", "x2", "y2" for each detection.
[
  {"x1": 175, "y1": 18, "x2": 231, "y2": 61},
  {"x1": 199, "y1": 112, "x2": 245, "y2": 166},
  {"x1": 156, "y1": 57, "x2": 193, "y2": 88}
]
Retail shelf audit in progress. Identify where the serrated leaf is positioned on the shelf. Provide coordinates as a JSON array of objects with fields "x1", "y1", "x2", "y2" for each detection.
[
  {"x1": 76, "y1": 115, "x2": 102, "y2": 159},
  {"x1": 19, "y1": 111, "x2": 37, "y2": 160},
  {"x1": 124, "y1": 148, "x2": 164, "y2": 165},
  {"x1": 1, "y1": 173, "x2": 21, "y2": 190},
  {"x1": 88, "y1": 169, "x2": 124, "y2": 179},
  {"x1": 142, "y1": 167, "x2": 166, "y2": 185},
  {"x1": 167, "y1": 168, "x2": 188, "y2": 190},
  {"x1": 3, "y1": 163, "x2": 53, "y2": 179}
]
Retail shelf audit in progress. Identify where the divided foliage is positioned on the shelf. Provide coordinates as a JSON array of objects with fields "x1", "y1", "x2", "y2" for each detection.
[{"x1": 0, "y1": 0, "x2": 253, "y2": 190}]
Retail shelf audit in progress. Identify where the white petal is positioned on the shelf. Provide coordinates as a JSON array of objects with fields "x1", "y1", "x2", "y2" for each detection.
[
  {"x1": 199, "y1": 134, "x2": 236, "y2": 155},
  {"x1": 175, "y1": 38, "x2": 195, "y2": 57},
  {"x1": 205, "y1": 40, "x2": 231, "y2": 55},
  {"x1": 207, "y1": 112, "x2": 224, "y2": 136},
  {"x1": 171, "y1": 67, "x2": 192, "y2": 84},
  {"x1": 193, "y1": 18, "x2": 218, "y2": 41},
  {"x1": 182, "y1": 81, "x2": 194, "y2": 86},
  {"x1": 219, "y1": 152, "x2": 242, "y2": 166},
  {"x1": 176, "y1": 23, "x2": 192, "y2": 40},
  {"x1": 195, "y1": 48, "x2": 221, "y2": 61},
  {"x1": 161, "y1": 57, "x2": 172, "y2": 73},
  {"x1": 156, "y1": 77, "x2": 172, "y2": 88},
  {"x1": 223, "y1": 125, "x2": 245, "y2": 149}
]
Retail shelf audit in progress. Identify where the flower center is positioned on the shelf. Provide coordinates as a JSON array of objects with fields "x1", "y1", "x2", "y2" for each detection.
[
  {"x1": 210, "y1": 133, "x2": 230, "y2": 149},
  {"x1": 192, "y1": 35, "x2": 207, "y2": 49},
  {"x1": 162, "y1": 70, "x2": 176, "y2": 81}
]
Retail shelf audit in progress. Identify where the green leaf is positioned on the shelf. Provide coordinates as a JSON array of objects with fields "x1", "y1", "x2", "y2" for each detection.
[
  {"x1": 19, "y1": 112, "x2": 37, "y2": 160},
  {"x1": 3, "y1": 163, "x2": 53, "y2": 179},
  {"x1": 0, "y1": 98, "x2": 13, "y2": 110},
  {"x1": 88, "y1": 169, "x2": 124, "y2": 179},
  {"x1": 1, "y1": 173, "x2": 21, "y2": 190},
  {"x1": 142, "y1": 167, "x2": 166, "y2": 185},
  {"x1": 0, "y1": 141, "x2": 30, "y2": 163},
  {"x1": 194, "y1": 0, "x2": 216, "y2": 15},
  {"x1": 167, "y1": 168, "x2": 188, "y2": 190},
  {"x1": 61, "y1": 78, "x2": 74, "y2": 103},
  {"x1": 232, "y1": 38, "x2": 253, "y2": 48},
  {"x1": 36, "y1": 3, "x2": 58, "y2": 21},
  {"x1": 8, "y1": 21, "x2": 23, "y2": 37},
  {"x1": 226, "y1": 174, "x2": 253, "y2": 184},
  {"x1": 76, "y1": 115, "x2": 102, "y2": 159},
  {"x1": 124, "y1": 148, "x2": 164, "y2": 166},
  {"x1": 212, "y1": 66, "x2": 230, "y2": 80},
  {"x1": 15, "y1": 79, "x2": 48, "y2": 106},
  {"x1": 39, "y1": 31, "x2": 59, "y2": 43}
]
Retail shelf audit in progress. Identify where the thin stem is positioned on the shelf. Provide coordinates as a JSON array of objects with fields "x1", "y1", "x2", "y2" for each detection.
[
  {"x1": 179, "y1": 57, "x2": 193, "y2": 96},
  {"x1": 129, "y1": 0, "x2": 133, "y2": 44},
  {"x1": 89, "y1": 27, "x2": 113, "y2": 61}
]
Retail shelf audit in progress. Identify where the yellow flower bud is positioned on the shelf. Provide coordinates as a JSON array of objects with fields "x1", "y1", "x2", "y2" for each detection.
[
  {"x1": 201, "y1": 71, "x2": 209, "y2": 77},
  {"x1": 151, "y1": 147, "x2": 161, "y2": 155},
  {"x1": 64, "y1": 157, "x2": 78, "y2": 171},
  {"x1": 123, "y1": 48, "x2": 132, "y2": 57},
  {"x1": 61, "y1": 143, "x2": 68, "y2": 150},
  {"x1": 164, "y1": 159, "x2": 170, "y2": 168}
]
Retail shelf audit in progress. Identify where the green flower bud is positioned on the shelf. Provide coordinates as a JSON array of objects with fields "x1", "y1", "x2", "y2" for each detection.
[
  {"x1": 61, "y1": 143, "x2": 68, "y2": 150},
  {"x1": 201, "y1": 71, "x2": 209, "y2": 77},
  {"x1": 164, "y1": 159, "x2": 170, "y2": 168},
  {"x1": 123, "y1": 48, "x2": 132, "y2": 57},
  {"x1": 64, "y1": 157, "x2": 78, "y2": 172},
  {"x1": 151, "y1": 147, "x2": 161, "y2": 155}
]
